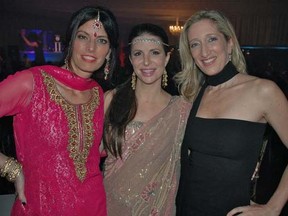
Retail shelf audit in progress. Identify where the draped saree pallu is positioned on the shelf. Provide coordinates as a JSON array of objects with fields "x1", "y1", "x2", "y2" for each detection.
[{"x1": 104, "y1": 96, "x2": 191, "y2": 216}]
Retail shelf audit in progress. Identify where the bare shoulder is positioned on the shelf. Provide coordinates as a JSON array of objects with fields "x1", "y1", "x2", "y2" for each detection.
[
  {"x1": 242, "y1": 74, "x2": 287, "y2": 113},
  {"x1": 239, "y1": 74, "x2": 282, "y2": 99},
  {"x1": 255, "y1": 77, "x2": 283, "y2": 99},
  {"x1": 104, "y1": 89, "x2": 115, "y2": 100},
  {"x1": 233, "y1": 74, "x2": 287, "y2": 123},
  {"x1": 246, "y1": 76, "x2": 288, "y2": 146}
]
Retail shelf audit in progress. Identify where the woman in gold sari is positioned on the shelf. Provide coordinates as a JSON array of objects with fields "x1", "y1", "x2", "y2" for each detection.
[{"x1": 103, "y1": 23, "x2": 191, "y2": 216}]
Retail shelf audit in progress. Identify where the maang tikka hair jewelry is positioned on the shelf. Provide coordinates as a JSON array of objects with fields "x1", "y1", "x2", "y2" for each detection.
[{"x1": 93, "y1": 10, "x2": 102, "y2": 37}]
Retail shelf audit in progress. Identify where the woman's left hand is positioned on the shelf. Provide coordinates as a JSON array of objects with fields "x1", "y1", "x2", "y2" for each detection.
[
  {"x1": 227, "y1": 203, "x2": 278, "y2": 216},
  {"x1": 14, "y1": 170, "x2": 27, "y2": 205}
]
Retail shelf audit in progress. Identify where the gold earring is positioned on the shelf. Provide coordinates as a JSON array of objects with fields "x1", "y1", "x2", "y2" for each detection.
[
  {"x1": 64, "y1": 57, "x2": 70, "y2": 70},
  {"x1": 104, "y1": 58, "x2": 110, "y2": 80},
  {"x1": 65, "y1": 46, "x2": 72, "y2": 71},
  {"x1": 131, "y1": 72, "x2": 136, "y2": 90},
  {"x1": 162, "y1": 70, "x2": 168, "y2": 88}
]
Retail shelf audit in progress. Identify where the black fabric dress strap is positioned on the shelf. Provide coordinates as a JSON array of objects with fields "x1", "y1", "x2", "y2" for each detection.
[
  {"x1": 180, "y1": 82, "x2": 207, "y2": 164},
  {"x1": 176, "y1": 83, "x2": 208, "y2": 214},
  {"x1": 190, "y1": 83, "x2": 207, "y2": 116}
]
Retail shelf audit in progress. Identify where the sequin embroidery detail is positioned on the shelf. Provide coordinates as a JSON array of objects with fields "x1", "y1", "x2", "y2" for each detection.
[{"x1": 42, "y1": 71, "x2": 100, "y2": 181}]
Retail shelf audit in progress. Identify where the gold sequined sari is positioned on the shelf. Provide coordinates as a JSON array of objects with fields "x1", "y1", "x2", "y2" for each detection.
[{"x1": 104, "y1": 96, "x2": 191, "y2": 216}]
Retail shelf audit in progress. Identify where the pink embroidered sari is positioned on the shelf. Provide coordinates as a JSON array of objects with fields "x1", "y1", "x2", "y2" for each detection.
[
  {"x1": 104, "y1": 96, "x2": 191, "y2": 216},
  {"x1": 0, "y1": 65, "x2": 106, "y2": 216}
]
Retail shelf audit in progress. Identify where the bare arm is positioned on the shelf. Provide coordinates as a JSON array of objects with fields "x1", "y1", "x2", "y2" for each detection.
[
  {"x1": 99, "y1": 89, "x2": 115, "y2": 153},
  {"x1": 228, "y1": 80, "x2": 288, "y2": 216},
  {"x1": 0, "y1": 152, "x2": 26, "y2": 204},
  {"x1": 104, "y1": 89, "x2": 115, "y2": 114},
  {"x1": 262, "y1": 81, "x2": 288, "y2": 214},
  {"x1": 0, "y1": 152, "x2": 9, "y2": 167}
]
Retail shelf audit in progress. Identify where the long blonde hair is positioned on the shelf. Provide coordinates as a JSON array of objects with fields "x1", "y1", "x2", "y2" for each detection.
[{"x1": 174, "y1": 10, "x2": 247, "y2": 101}]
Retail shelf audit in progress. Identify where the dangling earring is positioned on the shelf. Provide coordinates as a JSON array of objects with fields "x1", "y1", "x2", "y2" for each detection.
[
  {"x1": 65, "y1": 46, "x2": 72, "y2": 71},
  {"x1": 228, "y1": 53, "x2": 232, "y2": 61},
  {"x1": 64, "y1": 57, "x2": 70, "y2": 71},
  {"x1": 104, "y1": 57, "x2": 110, "y2": 80},
  {"x1": 131, "y1": 72, "x2": 136, "y2": 90},
  {"x1": 162, "y1": 70, "x2": 168, "y2": 88}
]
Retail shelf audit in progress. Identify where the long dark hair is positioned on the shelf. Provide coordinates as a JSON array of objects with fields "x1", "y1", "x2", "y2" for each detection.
[
  {"x1": 64, "y1": 6, "x2": 119, "y2": 80},
  {"x1": 103, "y1": 23, "x2": 170, "y2": 158}
]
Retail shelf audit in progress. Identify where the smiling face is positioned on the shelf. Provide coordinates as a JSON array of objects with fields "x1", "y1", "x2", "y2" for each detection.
[
  {"x1": 129, "y1": 33, "x2": 170, "y2": 88},
  {"x1": 187, "y1": 19, "x2": 233, "y2": 76},
  {"x1": 70, "y1": 19, "x2": 110, "y2": 78}
]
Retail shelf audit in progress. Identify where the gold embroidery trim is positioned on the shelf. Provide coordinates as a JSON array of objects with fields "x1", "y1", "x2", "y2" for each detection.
[{"x1": 41, "y1": 71, "x2": 100, "y2": 181}]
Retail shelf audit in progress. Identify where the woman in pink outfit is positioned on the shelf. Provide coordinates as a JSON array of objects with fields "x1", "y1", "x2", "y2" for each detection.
[{"x1": 0, "y1": 6, "x2": 119, "y2": 216}]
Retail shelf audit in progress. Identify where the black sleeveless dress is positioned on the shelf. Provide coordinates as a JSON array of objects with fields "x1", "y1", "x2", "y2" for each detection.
[{"x1": 176, "y1": 63, "x2": 267, "y2": 216}]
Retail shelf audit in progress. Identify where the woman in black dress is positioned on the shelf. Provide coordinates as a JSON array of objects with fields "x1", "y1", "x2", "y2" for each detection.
[{"x1": 175, "y1": 10, "x2": 288, "y2": 216}]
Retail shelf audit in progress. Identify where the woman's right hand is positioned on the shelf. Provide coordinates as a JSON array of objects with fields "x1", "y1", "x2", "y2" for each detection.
[{"x1": 14, "y1": 170, "x2": 27, "y2": 205}]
